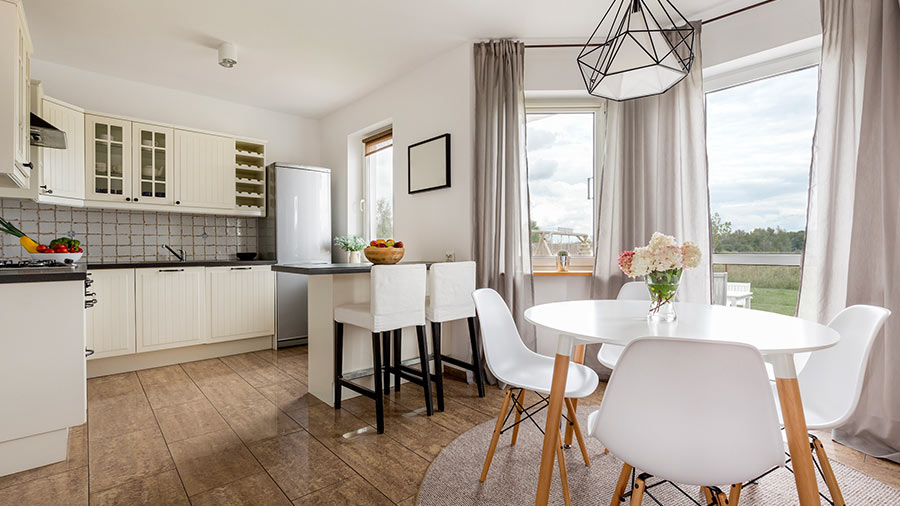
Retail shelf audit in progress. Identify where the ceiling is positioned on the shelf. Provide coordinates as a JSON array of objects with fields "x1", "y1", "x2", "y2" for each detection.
[{"x1": 22, "y1": 0, "x2": 754, "y2": 118}]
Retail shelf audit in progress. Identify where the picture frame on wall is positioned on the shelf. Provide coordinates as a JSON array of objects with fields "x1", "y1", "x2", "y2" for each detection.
[{"x1": 408, "y1": 133, "x2": 450, "y2": 194}]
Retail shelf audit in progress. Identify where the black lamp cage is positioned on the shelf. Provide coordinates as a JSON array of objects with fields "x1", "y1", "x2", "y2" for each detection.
[{"x1": 577, "y1": 0, "x2": 695, "y2": 101}]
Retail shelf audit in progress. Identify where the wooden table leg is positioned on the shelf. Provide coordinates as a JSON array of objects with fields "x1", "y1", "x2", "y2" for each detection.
[
  {"x1": 772, "y1": 355, "x2": 820, "y2": 506},
  {"x1": 564, "y1": 344, "x2": 586, "y2": 447},
  {"x1": 536, "y1": 337, "x2": 573, "y2": 506}
]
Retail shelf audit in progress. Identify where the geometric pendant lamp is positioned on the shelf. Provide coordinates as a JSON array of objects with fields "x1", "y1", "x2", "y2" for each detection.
[{"x1": 577, "y1": 0, "x2": 695, "y2": 101}]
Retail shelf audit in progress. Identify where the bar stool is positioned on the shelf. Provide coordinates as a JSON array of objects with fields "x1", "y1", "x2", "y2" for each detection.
[
  {"x1": 333, "y1": 264, "x2": 429, "y2": 433},
  {"x1": 426, "y1": 261, "x2": 485, "y2": 412}
]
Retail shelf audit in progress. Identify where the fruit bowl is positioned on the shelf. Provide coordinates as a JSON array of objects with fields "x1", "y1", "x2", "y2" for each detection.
[
  {"x1": 364, "y1": 247, "x2": 404, "y2": 265},
  {"x1": 29, "y1": 252, "x2": 84, "y2": 263}
]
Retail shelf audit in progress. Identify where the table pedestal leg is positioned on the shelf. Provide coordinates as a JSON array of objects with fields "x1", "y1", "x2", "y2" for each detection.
[
  {"x1": 536, "y1": 337, "x2": 573, "y2": 506},
  {"x1": 563, "y1": 344, "x2": 585, "y2": 447},
  {"x1": 771, "y1": 355, "x2": 820, "y2": 506}
]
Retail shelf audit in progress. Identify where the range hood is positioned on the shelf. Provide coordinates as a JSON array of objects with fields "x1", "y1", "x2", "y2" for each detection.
[{"x1": 29, "y1": 113, "x2": 67, "y2": 149}]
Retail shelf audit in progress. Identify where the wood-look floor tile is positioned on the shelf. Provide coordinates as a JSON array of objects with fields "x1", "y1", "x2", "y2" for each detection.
[
  {"x1": 219, "y1": 398, "x2": 302, "y2": 444},
  {"x1": 198, "y1": 376, "x2": 268, "y2": 412},
  {"x1": 88, "y1": 426, "x2": 174, "y2": 493},
  {"x1": 301, "y1": 399, "x2": 373, "y2": 442},
  {"x1": 190, "y1": 472, "x2": 293, "y2": 506},
  {"x1": 292, "y1": 475, "x2": 393, "y2": 506},
  {"x1": 439, "y1": 377, "x2": 507, "y2": 416},
  {"x1": 181, "y1": 358, "x2": 240, "y2": 386},
  {"x1": 396, "y1": 494, "x2": 417, "y2": 506},
  {"x1": 861, "y1": 455, "x2": 900, "y2": 490},
  {"x1": 87, "y1": 372, "x2": 146, "y2": 409},
  {"x1": 89, "y1": 469, "x2": 189, "y2": 506},
  {"x1": 221, "y1": 352, "x2": 295, "y2": 387},
  {"x1": 138, "y1": 365, "x2": 205, "y2": 409},
  {"x1": 167, "y1": 427, "x2": 262, "y2": 496},
  {"x1": 389, "y1": 385, "x2": 494, "y2": 435},
  {"x1": 268, "y1": 354, "x2": 309, "y2": 383},
  {"x1": 154, "y1": 399, "x2": 229, "y2": 443},
  {"x1": 256, "y1": 379, "x2": 312, "y2": 428},
  {"x1": 248, "y1": 430, "x2": 354, "y2": 500},
  {"x1": 88, "y1": 393, "x2": 157, "y2": 440},
  {"x1": 0, "y1": 424, "x2": 87, "y2": 491},
  {"x1": 0, "y1": 466, "x2": 87, "y2": 506}
]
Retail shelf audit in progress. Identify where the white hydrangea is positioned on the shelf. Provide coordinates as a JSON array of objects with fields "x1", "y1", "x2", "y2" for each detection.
[{"x1": 630, "y1": 246, "x2": 654, "y2": 276}]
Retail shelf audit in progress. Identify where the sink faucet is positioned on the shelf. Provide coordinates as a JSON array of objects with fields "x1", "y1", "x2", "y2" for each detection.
[{"x1": 162, "y1": 244, "x2": 185, "y2": 262}]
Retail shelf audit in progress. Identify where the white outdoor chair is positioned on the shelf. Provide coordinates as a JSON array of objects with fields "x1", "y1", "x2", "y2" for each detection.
[
  {"x1": 588, "y1": 337, "x2": 784, "y2": 506},
  {"x1": 757, "y1": 304, "x2": 891, "y2": 506},
  {"x1": 596, "y1": 281, "x2": 651, "y2": 370},
  {"x1": 726, "y1": 281, "x2": 753, "y2": 308},
  {"x1": 472, "y1": 288, "x2": 599, "y2": 505},
  {"x1": 712, "y1": 272, "x2": 728, "y2": 306}
]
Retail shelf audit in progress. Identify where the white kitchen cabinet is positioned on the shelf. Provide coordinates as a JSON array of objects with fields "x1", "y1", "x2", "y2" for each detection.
[
  {"x1": 207, "y1": 265, "x2": 275, "y2": 342},
  {"x1": 38, "y1": 97, "x2": 85, "y2": 200},
  {"x1": 175, "y1": 129, "x2": 234, "y2": 209},
  {"x1": 85, "y1": 269, "x2": 135, "y2": 359},
  {"x1": 85, "y1": 114, "x2": 132, "y2": 202},
  {"x1": 135, "y1": 267, "x2": 208, "y2": 352},
  {"x1": 133, "y1": 122, "x2": 173, "y2": 205},
  {"x1": 0, "y1": 0, "x2": 32, "y2": 189}
]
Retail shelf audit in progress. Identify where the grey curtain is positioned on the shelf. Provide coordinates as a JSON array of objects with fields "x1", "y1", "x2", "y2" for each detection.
[
  {"x1": 799, "y1": 0, "x2": 900, "y2": 463},
  {"x1": 473, "y1": 40, "x2": 536, "y2": 352}
]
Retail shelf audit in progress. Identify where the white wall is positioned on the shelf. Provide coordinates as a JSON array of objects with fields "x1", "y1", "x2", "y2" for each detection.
[{"x1": 31, "y1": 59, "x2": 320, "y2": 164}]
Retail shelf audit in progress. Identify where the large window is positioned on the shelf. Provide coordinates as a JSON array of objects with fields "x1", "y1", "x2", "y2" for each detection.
[
  {"x1": 525, "y1": 110, "x2": 599, "y2": 261},
  {"x1": 706, "y1": 66, "x2": 818, "y2": 315},
  {"x1": 363, "y1": 130, "x2": 393, "y2": 240}
]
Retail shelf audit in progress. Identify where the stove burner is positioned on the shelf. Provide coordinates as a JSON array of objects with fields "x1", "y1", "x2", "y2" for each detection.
[{"x1": 0, "y1": 259, "x2": 69, "y2": 268}]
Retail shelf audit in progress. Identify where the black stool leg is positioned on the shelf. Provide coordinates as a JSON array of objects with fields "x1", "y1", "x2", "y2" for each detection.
[
  {"x1": 393, "y1": 329, "x2": 401, "y2": 393},
  {"x1": 334, "y1": 321, "x2": 344, "y2": 409},
  {"x1": 371, "y1": 332, "x2": 384, "y2": 433},
  {"x1": 468, "y1": 317, "x2": 486, "y2": 398},
  {"x1": 416, "y1": 325, "x2": 434, "y2": 416},
  {"x1": 431, "y1": 321, "x2": 445, "y2": 412},
  {"x1": 381, "y1": 331, "x2": 391, "y2": 394}
]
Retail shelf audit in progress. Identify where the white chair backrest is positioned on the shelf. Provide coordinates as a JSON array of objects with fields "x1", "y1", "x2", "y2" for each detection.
[
  {"x1": 429, "y1": 261, "x2": 476, "y2": 315},
  {"x1": 371, "y1": 264, "x2": 426, "y2": 319},
  {"x1": 728, "y1": 282, "x2": 751, "y2": 292},
  {"x1": 798, "y1": 305, "x2": 891, "y2": 426},
  {"x1": 472, "y1": 288, "x2": 539, "y2": 385},
  {"x1": 617, "y1": 281, "x2": 651, "y2": 300},
  {"x1": 589, "y1": 337, "x2": 784, "y2": 487},
  {"x1": 712, "y1": 272, "x2": 728, "y2": 305}
]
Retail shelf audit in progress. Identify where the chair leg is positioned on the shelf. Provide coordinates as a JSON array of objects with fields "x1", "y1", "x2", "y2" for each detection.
[
  {"x1": 393, "y1": 329, "x2": 401, "y2": 393},
  {"x1": 564, "y1": 397, "x2": 591, "y2": 466},
  {"x1": 468, "y1": 317, "x2": 486, "y2": 398},
  {"x1": 381, "y1": 331, "x2": 391, "y2": 395},
  {"x1": 729, "y1": 483, "x2": 742, "y2": 506},
  {"x1": 431, "y1": 321, "x2": 445, "y2": 412},
  {"x1": 713, "y1": 490, "x2": 729, "y2": 506},
  {"x1": 480, "y1": 389, "x2": 513, "y2": 482},
  {"x1": 334, "y1": 321, "x2": 344, "y2": 409},
  {"x1": 510, "y1": 389, "x2": 525, "y2": 446},
  {"x1": 611, "y1": 463, "x2": 633, "y2": 506},
  {"x1": 416, "y1": 325, "x2": 434, "y2": 416},
  {"x1": 556, "y1": 431, "x2": 571, "y2": 506},
  {"x1": 630, "y1": 474, "x2": 647, "y2": 506},
  {"x1": 371, "y1": 332, "x2": 384, "y2": 434},
  {"x1": 701, "y1": 486, "x2": 713, "y2": 505},
  {"x1": 812, "y1": 436, "x2": 846, "y2": 506}
]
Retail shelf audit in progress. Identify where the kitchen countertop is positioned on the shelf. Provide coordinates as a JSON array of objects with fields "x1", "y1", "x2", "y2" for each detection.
[
  {"x1": 273, "y1": 262, "x2": 433, "y2": 275},
  {"x1": 0, "y1": 262, "x2": 88, "y2": 284},
  {"x1": 87, "y1": 259, "x2": 277, "y2": 269}
]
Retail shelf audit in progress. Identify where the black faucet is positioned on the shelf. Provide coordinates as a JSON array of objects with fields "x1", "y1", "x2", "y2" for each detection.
[{"x1": 162, "y1": 244, "x2": 185, "y2": 262}]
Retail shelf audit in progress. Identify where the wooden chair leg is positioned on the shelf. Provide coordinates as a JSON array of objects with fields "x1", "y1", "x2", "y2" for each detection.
[
  {"x1": 556, "y1": 432, "x2": 571, "y2": 506},
  {"x1": 629, "y1": 475, "x2": 646, "y2": 506},
  {"x1": 480, "y1": 389, "x2": 513, "y2": 482},
  {"x1": 729, "y1": 483, "x2": 742, "y2": 506},
  {"x1": 701, "y1": 486, "x2": 713, "y2": 505},
  {"x1": 430, "y1": 321, "x2": 445, "y2": 412},
  {"x1": 610, "y1": 463, "x2": 633, "y2": 506},
  {"x1": 467, "y1": 316, "x2": 486, "y2": 398},
  {"x1": 511, "y1": 390, "x2": 525, "y2": 446},
  {"x1": 714, "y1": 490, "x2": 729, "y2": 506},
  {"x1": 416, "y1": 325, "x2": 434, "y2": 416},
  {"x1": 812, "y1": 437, "x2": 846, "y2": 506},
  {"x1": 564, "y1": 397, "x2": 591, "y2": 466},
  {"x1": 371, "y1": 332, "x2": 384, "y2": 434},
  {"x1": 334, "y1": 321, "x2": 344, "y2": 409}
]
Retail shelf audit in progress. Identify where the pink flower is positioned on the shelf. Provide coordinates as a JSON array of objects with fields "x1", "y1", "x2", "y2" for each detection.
[{"x1": 618, "y1": 250, "x2": 635, "y2": 277}]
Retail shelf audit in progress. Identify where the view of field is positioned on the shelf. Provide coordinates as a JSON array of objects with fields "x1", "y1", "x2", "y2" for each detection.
[{"x1": 714, "y1": 264, "x2": 801, "y2": 316}]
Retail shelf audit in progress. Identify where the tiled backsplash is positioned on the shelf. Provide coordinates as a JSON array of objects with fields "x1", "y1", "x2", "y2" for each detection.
[{"x1": 0, "y1": 198, "x2": 258, "y2": 263}]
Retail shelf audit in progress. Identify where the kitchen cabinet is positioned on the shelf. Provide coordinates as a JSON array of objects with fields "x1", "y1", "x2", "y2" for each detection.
[
  {"x1": 133, "y1": 122, "x2": 173, "y2": 205},
  {"x1": 38, "y1": 97, "x2": 85, "y2": 200},
  {"x1": 135, "y1": 266, "x2": 208, "y2": 352},
  {"x1": 85, "y1": 269, "x2": 135, "y2": 359},
  {"x1": 0, "y1": 0, "x2": 32, "y2": 189},
  {"x1": 207, "y1": 265, "x2": 275, "y2": 342},
  {"x1": 85, "y1": 114, "x2": 132, "y2": 202},
  {"x1": 175, "y1": 129, "x2": 234, "y2": 209}
]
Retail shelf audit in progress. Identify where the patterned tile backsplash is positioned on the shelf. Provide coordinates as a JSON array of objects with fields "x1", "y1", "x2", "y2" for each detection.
[{"x1": 0, "y1": 198, "x2": 258, "y2": 263}]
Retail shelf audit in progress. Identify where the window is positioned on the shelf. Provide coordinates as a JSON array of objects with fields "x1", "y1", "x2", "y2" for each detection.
[
  {"x1": 706, "y1": 66, "x2": 819, "y2": 315},
  {"x1": 525, "y1": 110, "x2": 600, "y2": 262},
  {"x1": 363, "y1": 130, "x2": 393, "y2": 240}
]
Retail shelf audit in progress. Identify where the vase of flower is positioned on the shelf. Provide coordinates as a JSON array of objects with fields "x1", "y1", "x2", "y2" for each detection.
[
  {"x1": 334, "y1": 235, "x2": 366, "y2": 264},
  {"x1": 617, "y1": 232, "x2": 702, "y2": 322}
]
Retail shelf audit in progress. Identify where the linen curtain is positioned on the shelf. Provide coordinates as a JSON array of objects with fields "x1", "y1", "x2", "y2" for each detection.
[
  {"x1": 799, "y1": 0, "x2": 900, "y2": 463},
  {"x1": 473, "y1": 40, "x2": 536, "y2": 353}
]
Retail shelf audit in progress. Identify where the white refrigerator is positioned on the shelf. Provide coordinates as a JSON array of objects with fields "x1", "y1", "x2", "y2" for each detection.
[{"x1": 260, "y1": 163, "x2": 331, "y2": 348}]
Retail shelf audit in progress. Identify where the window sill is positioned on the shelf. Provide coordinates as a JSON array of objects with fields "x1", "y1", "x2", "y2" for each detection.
[{"x1": 533, "y1": 270, "x2": 593, "y2": 277}]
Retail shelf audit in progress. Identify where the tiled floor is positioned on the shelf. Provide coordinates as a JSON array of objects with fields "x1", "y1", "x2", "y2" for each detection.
[{"x1": 0, "y1": 345, "x2": 898, "y2": 505}]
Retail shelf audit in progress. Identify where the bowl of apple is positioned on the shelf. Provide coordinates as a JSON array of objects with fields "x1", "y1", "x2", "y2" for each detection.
[{"x1": 364, "y1": 239, "x2": 405, "y2": 264}]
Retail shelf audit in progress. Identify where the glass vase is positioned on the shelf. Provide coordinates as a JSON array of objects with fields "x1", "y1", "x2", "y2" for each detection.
[{"x1": 645, "y1": 268, "x2": 682, "y2": 322}]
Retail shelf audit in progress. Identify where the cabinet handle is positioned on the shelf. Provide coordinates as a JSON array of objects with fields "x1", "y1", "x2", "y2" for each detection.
[
  {"x1": 175, "y1": 201, "x2": 181, "y2": 205},
  {"x1": 125, "y1": 197, "x2": 131, "y2": 202},
  {"x1": 133, "y1": 197, "x2": 139, "y2": 202},
  {"x1": 159, "y1": 268, "x2": 185, "y2": 273},
  {"x1": 84, "y1": 299, "x2": 98, "y2": 308},
  {"x1": 85, "y1": 348, "x2": 95, "y2": 357},
  {"x1": 230, "y1": 267, "x2": 252, "y2": 270},
  {"x1": 40, "y1": 185, "x2": 53, "y2": 194},
  {"x1": 84, "y1": 291, "x2": 96, "y2": 297},
  {"x1": 23, "y1": 162, "x2": 33, "y2": 169}
]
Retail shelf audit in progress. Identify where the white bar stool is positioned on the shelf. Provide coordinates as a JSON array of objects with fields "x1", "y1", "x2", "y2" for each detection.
[
  {"x1": 426, "y1": 261, "x2": 485, "y2": 412},
  {"x1": 333, "y1": 264, "x2": 428, "y2": 433}
]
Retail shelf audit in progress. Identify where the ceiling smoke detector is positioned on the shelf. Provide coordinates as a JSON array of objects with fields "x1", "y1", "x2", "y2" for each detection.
[{"x1": 218, "y1": 42, "x2": 237, "y2": 68}]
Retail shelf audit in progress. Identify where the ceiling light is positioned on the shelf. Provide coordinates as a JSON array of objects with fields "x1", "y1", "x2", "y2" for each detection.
[
  {"x1": 218, "y1": 42, "x2": 238, "y2": 68},
  {"x1": 577, "y1": 0, "x2": 694, "y2": 101}
]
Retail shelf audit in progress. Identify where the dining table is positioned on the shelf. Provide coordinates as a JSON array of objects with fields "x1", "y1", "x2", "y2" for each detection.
[{"x1": 523, "y1": 299, "x2": 840, "y2": 506}]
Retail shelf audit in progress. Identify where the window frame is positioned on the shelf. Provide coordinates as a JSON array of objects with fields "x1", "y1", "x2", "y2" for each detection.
[{"x1": 362, "y1": 129, "x2": 393, "y2": 240}]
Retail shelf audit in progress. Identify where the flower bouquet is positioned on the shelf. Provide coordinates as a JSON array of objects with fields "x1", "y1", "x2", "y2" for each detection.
[{"x1": 618, "y1": 232, "x2": 702, "y2": 322}]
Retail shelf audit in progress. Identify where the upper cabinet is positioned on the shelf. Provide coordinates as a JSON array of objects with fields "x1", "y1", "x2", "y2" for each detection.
[
  {"x1": 133, "y1": 123, "x2": 173, "y2": 205},
  {"x1": 85, "y1": 114, "x2": 132, "y2": 203},
  {"x1": 0, "y1": 1, "x2": 33, "y2": 189},
  {"x1": 38, "y1": 97, "x2": 85, "y2": 200},
  {"x1": 175, "y1": 130, "x2": 234, "y2": 209}
]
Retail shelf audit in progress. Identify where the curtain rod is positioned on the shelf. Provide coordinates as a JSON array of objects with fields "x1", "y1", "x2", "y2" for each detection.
[{"x1": 523, "y1": 0, "x2": 779, "y2": 49}]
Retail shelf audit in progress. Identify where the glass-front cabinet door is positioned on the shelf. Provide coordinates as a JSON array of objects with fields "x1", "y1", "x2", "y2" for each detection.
[
  {"x1": 132, "y1": 123, "x2": 174, "y2": 204},
  {"x1": 85, "y1": 115, "x2": 132, "y2": 202}
]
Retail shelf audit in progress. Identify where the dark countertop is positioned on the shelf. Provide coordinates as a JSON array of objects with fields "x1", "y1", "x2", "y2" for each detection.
[
  {"x1": 273, "y1": 262, "x2": 432, "y2": 275},
  {"x1": 0, "y1": 262, "x2": 88, "y2": 284},
  {"x1": 87, "y1": 260, "x2": 277, "y2": 270}
]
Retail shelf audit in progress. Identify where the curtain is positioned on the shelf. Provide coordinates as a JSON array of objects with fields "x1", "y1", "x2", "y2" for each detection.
[
  {"x1": 800, "y1": 0, "x2": 900, "y2": 463},
  {"x1": 473, "y1": 40, "x2": 536, "y2": 353}
]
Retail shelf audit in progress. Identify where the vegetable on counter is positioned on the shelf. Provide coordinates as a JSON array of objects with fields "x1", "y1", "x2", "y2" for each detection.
[{"x1": 0, "y1": 217, "x2": 39, "y2": 253}]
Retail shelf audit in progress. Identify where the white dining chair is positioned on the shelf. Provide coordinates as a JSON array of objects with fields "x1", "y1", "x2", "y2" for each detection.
[
  {"x1": 596, "y1": 281, "x2": 651, "y2": 370},
  {"x1": 473, "y1": 288, "x2": 599, "y2": 505},
  {"x1": 588, "y1": 337, "x2": 785, "y2": 506},
  {"x1": 333, "y1": 264, "x2": 429, "y2": 433},
  {"x1": 759, "y1": 304, "x2": 891, "y2": 506},
  {"x1": 426, "y1": 261, "x2": 484, "y2": 413}
]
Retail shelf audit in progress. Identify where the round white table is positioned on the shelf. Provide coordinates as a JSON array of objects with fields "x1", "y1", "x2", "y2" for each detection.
[{"x1": 523, "y1": 300, "x2": 840, "y2": 506}]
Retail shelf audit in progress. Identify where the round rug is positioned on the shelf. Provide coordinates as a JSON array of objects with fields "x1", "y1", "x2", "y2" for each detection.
[{"x1": 417, "y1": 405, "x2": 900, "y2": 505}]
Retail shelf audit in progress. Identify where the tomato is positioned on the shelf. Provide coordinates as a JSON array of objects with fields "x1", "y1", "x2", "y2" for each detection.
[
  {"x1": 36, "y1": 245, "x2": 49, "y2": 253},
  {"x1": 53, "y1": 246, "x2": 69, "y2": 253},
  {"x1": 70, "y1": 246, "x2": 83, "y2": 253}
]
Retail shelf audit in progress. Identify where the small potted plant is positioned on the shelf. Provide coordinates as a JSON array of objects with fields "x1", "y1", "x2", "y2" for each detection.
[
  {"x1": 557, "y1": 250, "x2": 570, "y2": 272},
  {"x1": 334, "y1": 235, "x2": 366, "y2": 263}
]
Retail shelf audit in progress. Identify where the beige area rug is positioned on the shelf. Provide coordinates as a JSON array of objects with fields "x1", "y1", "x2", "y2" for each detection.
[{"x1": 417, "y1": 406, "x2": 900, "y2": 505}]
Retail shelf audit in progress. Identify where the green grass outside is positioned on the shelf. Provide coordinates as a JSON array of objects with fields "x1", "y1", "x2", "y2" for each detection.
[{"x1": 714, "y1": 264, "x2": 801, "y2": 316}]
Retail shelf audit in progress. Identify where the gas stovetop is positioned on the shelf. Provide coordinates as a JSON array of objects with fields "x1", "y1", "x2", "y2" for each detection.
[{"x1": 0, "y1": 259, "x2": 76, "y2": 268}]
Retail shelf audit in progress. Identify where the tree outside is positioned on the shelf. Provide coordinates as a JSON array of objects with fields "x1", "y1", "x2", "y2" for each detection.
[{"x1": 375, "y1": 198, "x2": 393, "y2": 239}]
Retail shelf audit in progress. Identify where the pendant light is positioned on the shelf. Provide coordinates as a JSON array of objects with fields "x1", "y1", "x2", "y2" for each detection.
[{"x1": 577, "y1": 0, "x2": 694, "y2": 101}]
